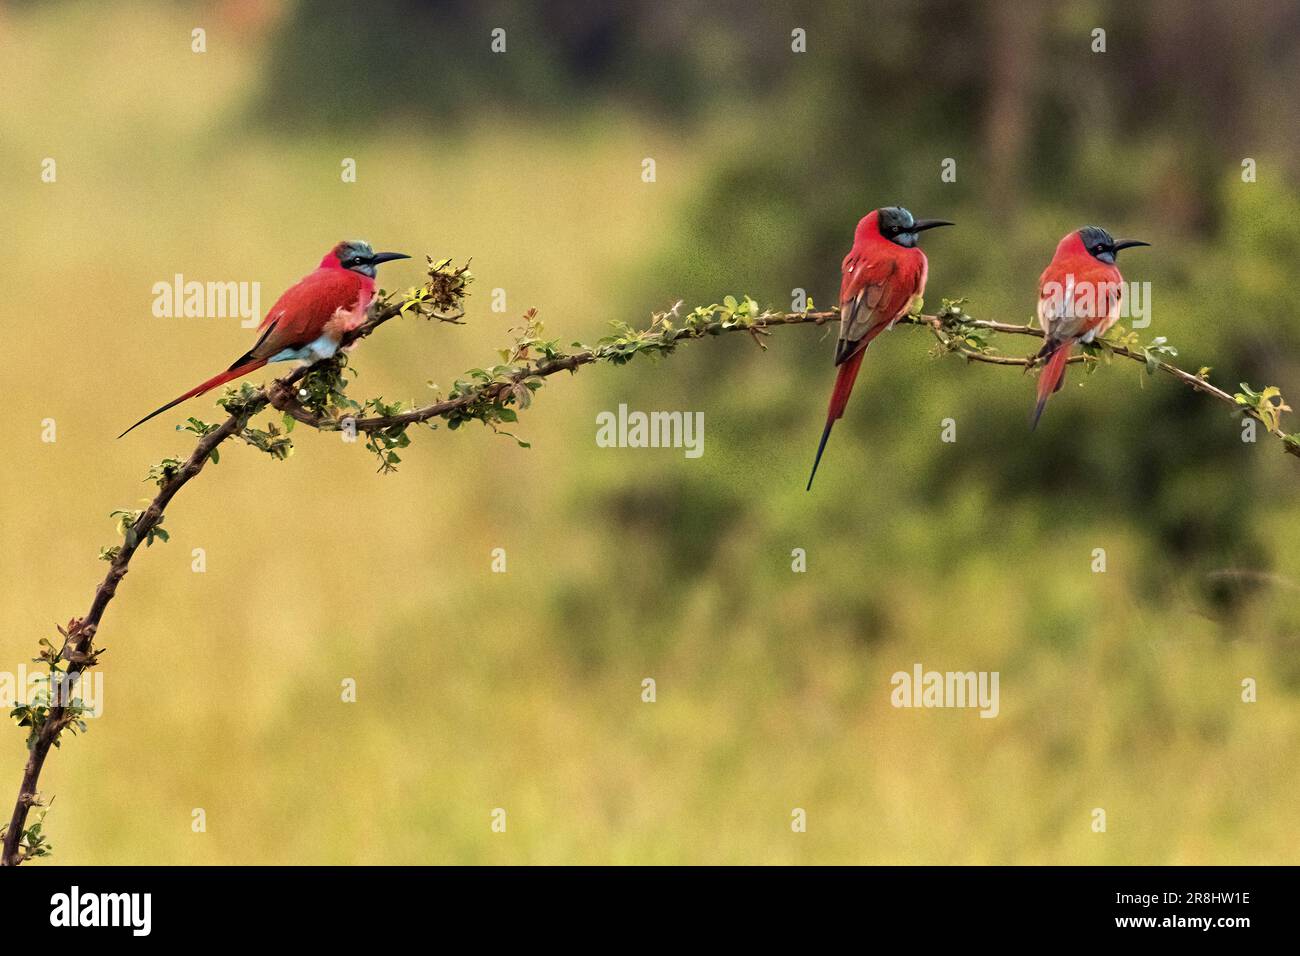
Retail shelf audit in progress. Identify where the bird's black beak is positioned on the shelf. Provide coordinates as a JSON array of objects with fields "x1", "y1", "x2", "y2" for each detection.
[
  {"x1": 911, "y1": 219, "x2": 955, "y2": 232},
  {"x1": 369, "y1": 252, "x2": 411, "y2": 265},
  {"x1": 1112, "y1": 239, "x2": 1150, "y2": 252}
]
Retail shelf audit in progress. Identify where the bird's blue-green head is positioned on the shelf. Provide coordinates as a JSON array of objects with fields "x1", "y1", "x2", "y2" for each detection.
[
  {"x1": 1076, "y1": 226, "x2": 1150, "y2": 265},
  {"x1": 875, "y1": 206, "x2": 954, "y2": 248},
  {"x1": 328, "y1": 240, "x2": 410, "y2": 278}
]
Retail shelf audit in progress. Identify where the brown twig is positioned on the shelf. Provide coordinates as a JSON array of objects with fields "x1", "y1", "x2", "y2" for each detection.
[
  {"x1": 270, "y1": 308, "x2": 1296, "y2": 455},
  {"x1": 0, "y1": 406, "x2": 252, "y2": 864},
  {"x1": 0, "y1": 298, "x2": 414, "y2": 864},
  {"x1": 914, "y1": 313, "x2": 1295, "y2": 448}
]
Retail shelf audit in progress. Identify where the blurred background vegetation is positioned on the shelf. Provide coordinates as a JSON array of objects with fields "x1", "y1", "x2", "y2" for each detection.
[{"x1": 1, "y1": 0, "x2": 1298, "y2": 863}]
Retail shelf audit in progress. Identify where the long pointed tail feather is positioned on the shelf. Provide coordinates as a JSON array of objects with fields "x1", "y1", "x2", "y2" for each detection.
[
  {"x1": 806, "y1": 348, "x2": 867, "y2": 490},
  {"x1": 1030, "y1": 341, "x2": 1072, "y2": 431},
  {"x1": 117, "y1": 358, "x2": 268, "y2": 438},
  {"x1": 806, "y1": 422, "x2": 834, "y2": 492}
]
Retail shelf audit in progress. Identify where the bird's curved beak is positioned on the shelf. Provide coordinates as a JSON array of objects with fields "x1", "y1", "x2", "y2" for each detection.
[
  {"x1": 911, "y1": 219, "x2": 955, "y2": 232},
  {"x1": 1112, "y1": 239, "x2": 1150, "y2": 251},
  {"x1": 370, "y1": 252, "x2": 411, "y2": 265}
]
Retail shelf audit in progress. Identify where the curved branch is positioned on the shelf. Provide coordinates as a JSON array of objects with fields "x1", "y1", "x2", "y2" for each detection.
[
  {"x1": 270, "y1": 309, "x2": 844, "y2": 431},
  {"x1": 271, "y1": 304, "x2": 1298, "y2": 457},
  {"x1": 1, "y1": 404, "x2": 254, "y2": 864},
  {"x1": 0, "y1": 295, "x2": 419, "y2": 865},
  {"x1": 3, "y1": 272, "x2": 1294, "y2": 864}
]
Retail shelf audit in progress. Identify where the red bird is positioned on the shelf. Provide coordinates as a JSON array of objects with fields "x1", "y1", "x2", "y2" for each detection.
[
  {"x1": 119, "y1": 241, "x2": 409, "y2": 437},
  {"x1": 1032, "y1": 226, "x2": 1148, "y2": 428},
  {"x1": 806, "y1": 206, "x2": 952, "y2": 489}
]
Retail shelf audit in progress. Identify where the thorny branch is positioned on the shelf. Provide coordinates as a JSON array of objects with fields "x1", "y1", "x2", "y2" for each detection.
[
  {"x1": 0, "y1": 263, "x2": 467, "y2": 865},
  {"x1": 272, "y1": 296, "x2": 1298, "y2": 456},
  {"x1": 3, "y1": 264, "x2": 1295, "y2": 864}
]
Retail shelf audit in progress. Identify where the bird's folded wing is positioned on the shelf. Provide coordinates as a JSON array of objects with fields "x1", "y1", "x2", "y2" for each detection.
[
  {"x1": 838, "y1": 257, "x2": 898, "y2": 345},
  {"x1": 251, "y1": 270, "x2": 368, "y2": 358}
]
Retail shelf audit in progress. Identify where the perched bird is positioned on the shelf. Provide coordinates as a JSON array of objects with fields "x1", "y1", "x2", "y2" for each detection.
[
  {"x1": 119, "y1": 241, "x2": 409, "y2": 437},
  {"x1": 806, "y1": 206, "x2": 953, "y2": 490},
  {"x1": 1032, "y1": 227, "x2": 1149, "y2": 428}
]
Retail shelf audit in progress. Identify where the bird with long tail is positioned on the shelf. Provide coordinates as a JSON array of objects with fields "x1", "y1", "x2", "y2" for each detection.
[
  {"x1": 806, "y1": 206, "x2": 953, "y2": 490},
  {"x1": 1031, "y1": 226, "x2": 1149, "y2": 429},
  {"x1": 119, "y1": 241, "x2": 409, "y2": 437}
]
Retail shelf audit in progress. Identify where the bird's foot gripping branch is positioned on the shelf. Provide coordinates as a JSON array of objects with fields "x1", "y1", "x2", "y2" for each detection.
[{"x1": 4, "y1": 265, "x2": 1298, "y2": 865}]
